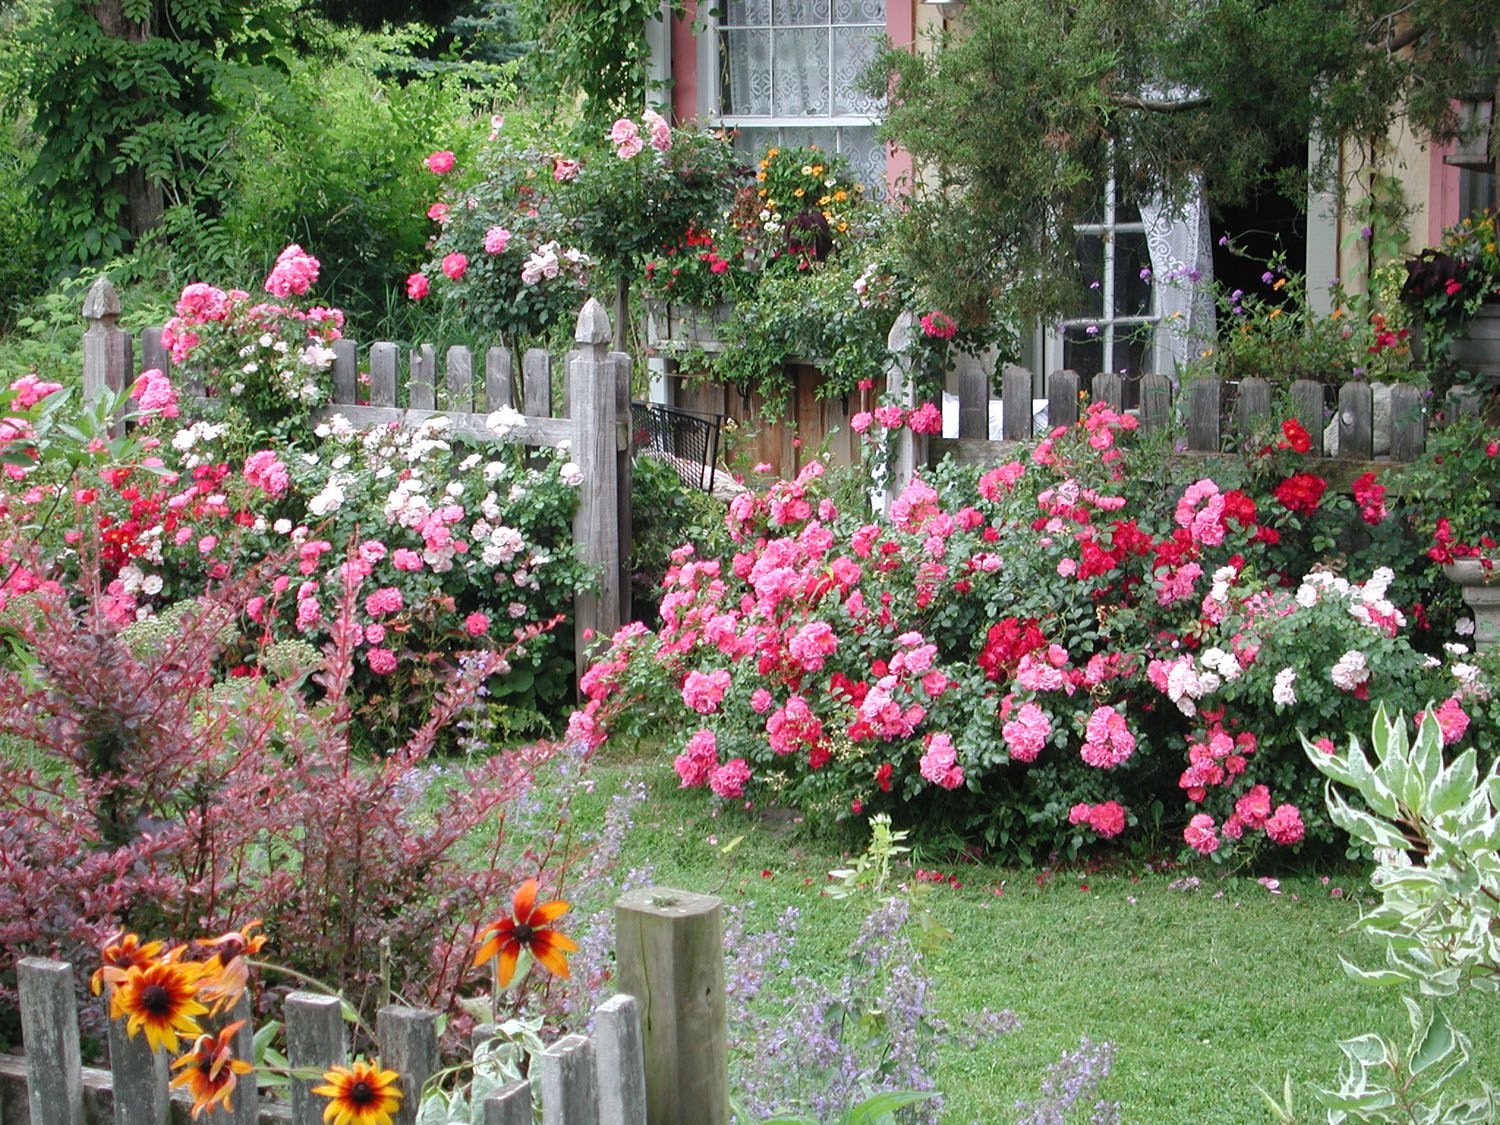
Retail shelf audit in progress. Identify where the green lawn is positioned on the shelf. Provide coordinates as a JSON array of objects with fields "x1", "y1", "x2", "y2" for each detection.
[{"x1": 578, "y1": 747, "x2": 1500, "y2": 1124}]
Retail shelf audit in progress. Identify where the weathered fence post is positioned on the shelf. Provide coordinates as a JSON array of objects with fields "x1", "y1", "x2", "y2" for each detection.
[
  {"x1": 286, "y1": 992, "x2": 347, "y2": 1125},
  {"x1": 484, "y1": 1082, "x2": 534, "y2": 1125},
  {"x1": 1046, "y1": 370, "x2": 1080, "y2": 431},
  {"x1": 1338, "y1": 381, "x2": 1375, "y2": 460},
  {"x1": 523, "y1": 349, "x2": 552, "y2": 418},
  {"x1": 377, "y1": 1005, "x2": 439, "y2": 1125},
  {"x1": 1289, "y1": 379, "x2": 1324, "y2": 453},
  {"x1": 486, "y1": 346, "x2": 514, "y2": 410},
  {"x1": 1000, "y1": 363, "x2": 1033, "y2": 441},
  {"x1": 208, "y1": 993, "x2": 259, "y2": 1125},
  {"x1": 612, "y1": 350, "x2": 633, "y2": 627},
  {"x1": 331, "y1": 338, "x2": 358, "y2": 405},
  {"x1": 107, "y1": 1006, "x2": 170, "y2": 1125},
  {"x1": 81, "y1": 278, "x2": 133, "y2": 416},
  {"x1": 540, "y1": 1035, "x2": 597, "y2": 1125},
  {"x1": 370, "y1": 343, "x2": 399, "y2": 408},
  {"x1": 446, "y1": 345, "x2": 473, "y2": 412},
  {"x1": 17, "y1": 959, "x2": 84, "y2": 1125},
  {"x1": 884, "y1": 311, "x2": 921, "y2": 512},
  {"x1": 954, "y1": 350, "x2": 988, "y2": 439},
  {"x1": 1184, "y1": 377, "x2": 1220, "y2": 451},
  {"x1": 594, "y1": 994, "x2": 647, "y2": 1125},
  {"x1": 571, "y1": 300, "x2": 622, "y2": 668},
  {"x1": 409, "y1": 345, "x2": 437, "y2": 411},
  {"x1": 1139, "y1": 373, "x2": 1173, "y2": 435},
  {"x1": 614, "y1": 888, "x2": 727, "y2": 1125},
  {"x1": 1236, "y1": 377, "x2": 1273, "y2": 441},
  {"x1": 1389, "y1": 384, "x2": 1427, "y2": 461}
]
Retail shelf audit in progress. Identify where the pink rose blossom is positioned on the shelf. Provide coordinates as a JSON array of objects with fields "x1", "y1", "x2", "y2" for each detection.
[
  {"x1": 483, "y1": 226, "x2": 512, "y2": 254},
  {"x1": 709, "y1": 757, "x2": 751, "y2": 799},
  {"x1": 426, "y1": 150, "x2": 456, "y2": 174},
  {"x1": 367, "y1": 647, "x2": 398, "y2": 675},
  {"x1": 1264, "y1": 804, "x2": 1305, "y2": 845},
  {"x1": 1184, "y1": 813, "x2": 1220, "y2": 854},
  {"x1": 918, "y1": 732, "x2": 964, "y2": 789},
  {"x1": 1002, "y1": 702, "x2": 1050, "y2": 762},
  {"x1": 1081, "y1": 705, "x2": 1135, "y2": 768},
  {"x1": 464, "y1": 612, "x2": 489, "y2": 636},
  {"x1": 442, "y1": 252, "x2": 468, "y2": 280},
  {"x1": 682, "y1": 668, "x2": 731, "y2": 713},
  {"x1": 406, "y1": 273, "x2": 430, "y2": 300},
  {"x1": 673, "y1": 728, "x2": 718, "y2": 787},
  {"x1": 263, "y1": 244, "x2": 320, "y2": 298}
]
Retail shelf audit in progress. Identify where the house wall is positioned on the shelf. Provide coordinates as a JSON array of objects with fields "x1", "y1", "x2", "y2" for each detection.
[{"x1": 663, "y1": 0, "x2": 934, "y2": 195}]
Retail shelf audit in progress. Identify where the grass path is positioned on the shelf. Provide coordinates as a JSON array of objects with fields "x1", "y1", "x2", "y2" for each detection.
[{"x1": 578, "y1": 749, "x2": 1500, "y2": 1123}]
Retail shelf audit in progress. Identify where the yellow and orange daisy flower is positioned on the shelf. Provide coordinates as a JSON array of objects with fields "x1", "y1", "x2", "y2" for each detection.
[
  {"x1": 196, "y1": 920, "x2": 267, "y2": 1015},
  {"x1": 169, "y1": 1022, "x2": 254, "y2": 1118},
  {"x1": 312, "y1": 1061, "x2": 404, "y2": 1125},
  {"x1": 91, "y1": 931, "x2": 166, "y2": 997},
  {"x1": 472, "y1": 879, "x2": 578, "y2": 987},
  {"x1": 110, "y1": 955, "x2": 210, "y2": 1055}
]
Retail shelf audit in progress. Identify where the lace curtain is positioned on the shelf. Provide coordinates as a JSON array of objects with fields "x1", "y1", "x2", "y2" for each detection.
[{"x1": 1141, "y1": 185, "x2": 1217, "y2": 374}]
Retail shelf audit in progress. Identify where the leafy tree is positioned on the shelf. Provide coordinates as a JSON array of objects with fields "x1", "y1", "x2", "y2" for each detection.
[
  {"x1": 873, "y1": 0, "x2": 1500, "y2": 326},
  {"x1": 10, "y1": 0, "x2": 304, "y2": 265}
]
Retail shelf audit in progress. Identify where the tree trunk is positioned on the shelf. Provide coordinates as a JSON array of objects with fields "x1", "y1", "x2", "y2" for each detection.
[{"x1": 88, "y1": 0, "x2": 164, "y2": 238}]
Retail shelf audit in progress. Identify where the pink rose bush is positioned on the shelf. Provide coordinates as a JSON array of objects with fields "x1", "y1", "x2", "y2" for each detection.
[
  {"x1": 162, "y1": 246, "x2": 343, "y2": 420},
  {"x1": 572, "y1": 402, "x2": 1488, "y2": 861}
]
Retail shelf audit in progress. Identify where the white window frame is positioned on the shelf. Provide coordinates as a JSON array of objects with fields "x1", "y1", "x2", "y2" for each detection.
[
  {"x1": 697, "y1": 4, "x2": 886, "y2": 185},
  {"x1": 1044, "y1": 175, "x2": 1161, "y2": 380}
]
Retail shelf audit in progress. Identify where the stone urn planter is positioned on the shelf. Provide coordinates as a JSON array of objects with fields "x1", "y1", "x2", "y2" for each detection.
[{"x1": 1443, "y1": 559, "x2": 1500, "y2": 652}]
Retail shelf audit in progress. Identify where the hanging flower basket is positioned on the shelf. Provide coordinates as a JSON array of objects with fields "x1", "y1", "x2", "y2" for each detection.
[{"x1": 1443, "y1": 558, "x2": 1500, "y2": 652}]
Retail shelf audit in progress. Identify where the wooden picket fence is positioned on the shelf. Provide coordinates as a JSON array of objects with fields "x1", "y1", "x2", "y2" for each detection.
[
  {"x1": 1, "y1": 888, "x2": 728, "y2": 1125},
  {"x1": 879, "y1": 310, "x2": 1438, "y2": 499},
  {"x1": 78, "y1": 280, "x2": 633, "y2": 677}
]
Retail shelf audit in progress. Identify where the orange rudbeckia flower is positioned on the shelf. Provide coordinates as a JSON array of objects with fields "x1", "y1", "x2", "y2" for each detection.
[
  {"x1": 197, "y1": 920, "x2": 267, "y2": 1015},
  {"x1": 169, "y1": 1021, "x2": 254, "y2": 1118},
  {"x1": 313, "y1": 1061, "x2": 404, "y2": 1125},
  {"x1": 110, "y1": 955, "x2": 210, "y2": 1055},
  {"x1": 92, "y1": 931, "x2": 166, "y2": 997},
  {"x1": 472, "y1": 879, "x2": 578, "y2": 986}
]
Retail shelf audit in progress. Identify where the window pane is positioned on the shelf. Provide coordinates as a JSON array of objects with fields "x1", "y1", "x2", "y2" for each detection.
[
  {"x1": 1113, "y1": 231, "x2": 1153, "y2": 317},
  {"x1": 774, "y1": 0, "x2": 831, "y2": 24},
  {"x1": 1074, "y1": 234, "x2": 1105, "y2": 319},
  {"x1": 721, "y1": 29, "x2": 772, "y2": 115},
  {"x1": 1112, "y1": 325, "x2": 1154, "y2": 377},
  {"x1": 832, "y1": 25, "x2": 882, "y2": 114},
  {"x1": 1062, "y1": 326, "x2": 1104, "y2": 379},
  {"x1": 834, "y1": 0, "x2": 885, "y2": 22},
  {"x1": 771, "y1": 28, "x2": 830, "y2": 115},
  {"x1": 836, "y1": 126, "x2": 885, "y2": 197},
  {"x1": 724, "y1": 0, "x2": 771, "y2": 24}
]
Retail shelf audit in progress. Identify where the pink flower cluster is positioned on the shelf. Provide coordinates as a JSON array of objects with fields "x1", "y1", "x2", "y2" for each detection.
[
  {"x1": 1068, "y1": 801, "x2": 1127, "y2": 838},
  {"x1": 263, "y1": 244, "x2": 320, "y2": 298},
  {"x1": 131, "y1": 369, "x2": 179, "y2": 419}
]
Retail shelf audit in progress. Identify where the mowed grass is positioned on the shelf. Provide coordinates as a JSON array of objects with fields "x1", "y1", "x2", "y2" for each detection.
[{"x1": 574, "y1": 747, "x2": 1500, "y2": 1124}]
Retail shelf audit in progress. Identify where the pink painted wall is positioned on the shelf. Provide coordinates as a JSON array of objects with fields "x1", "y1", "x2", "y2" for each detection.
[
  {"x1": 1429, "y1": 141, "x2": 1464, "y2": 243},
  {"x1": 884, "y1": 2, "x2": 915, "y2": 195}
]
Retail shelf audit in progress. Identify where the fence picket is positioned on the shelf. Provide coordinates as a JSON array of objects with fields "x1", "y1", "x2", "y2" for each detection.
[
  {"x1": 1001, "y1": 364, "x2": 1033, "y2": 441},
  {"x1": 1338, "y1": 381, "x2": 1374, "y2": 460},
  {"x1": 1185, "y1": 378, "x2": 1220, "y2": 452},
  {"x1": 540, "y1": 1035, "x2": 597, "y2": 1125},
  {"x1": 1093, "y1": 372, "x2": 1123, "y2": 412},
  {"x1": 369, "y1": 343, "x2": 398, "y2": 407},
  {"x1": 484, "y1": 1082, "x2": 534, "y2": 1125},
  {"x1": 106, "y1": 1012, "x2": 169, "y2": 1125},
  {"x1": 523, "y1": 349, "x2": 552, "y2": 417},
  {"x1": 1237, "y1": 377, "x2": 1273, "y2": 440},
  {"x1": 377, "y1": 1006, "x2": 439, "y2": 1125},
  {"x1": 1389, "y1": 384, "x2": 1426, "y2": 461},
  {"x1": 884, "y1": 311, "x2": 921, "y2": 509},
  {"x1": 613, "y1": 351, "x2": 634, "y2": 626},
  {"x1": 17, "y1": 959, "x2": 84, "y2": 1125},
  {"x1": 409, "y1": 345, "x2": 436, "y2": 411},
  {"x1": 955, "y1": 351, "x2": 988, "y2": 439},
  {"x1": 485, "y1": 347, "x2": 514, "y2": 410},
  {"x1": 1139, "y1": 373, "x2": 1172, "y2": 434},
  {"x1": 1046, "y1": 370, "x2": 1080, "y2": 431},
  {"x1": 446, "y1": 346, "x2": 473, "y2": 412},
  {"x1": 209, "y1": 992, "x2": 259, "y2": 1125},
  {"x1": 286, "y1": 992, "x2": 346, "y2": 1125},
  {"x1": 594, "y1": 995, "x2": 647, "y2": 1125},
  {"x1": 1290, "y1": 380, "x2": 1324, "y2": 454},
  {"x1": 331, "y1": 339, "x2": 358, "y2": 405}
]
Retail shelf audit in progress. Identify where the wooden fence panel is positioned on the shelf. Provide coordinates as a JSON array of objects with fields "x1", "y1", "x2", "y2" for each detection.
[
  {"x1": 484, "y1": 1083, "x2": 534, "y2": 1125},
  {"x1": 485, "y1": 346, "x2": 513, "y2": 410},
  {"x1": 445, "y1": 346, "x2": 473, "y2": 413},
  {"x1": 1389, "y1": 384, "x2": 1426, "y2": 461},
  {"x1": 331, "y1": 338, "x2": 358, "y2": 405},
  {"x1": 1185, "y1": 378, "x2": 1220, "y2": 452},
  {"x1": 884, "y1": 312, "x2": 922, "y2": 508},
  {"x1": 286, "y1": 992, "x2": 346, "y2": 1125},
  {"x1": 1001, "y1": 364, "x2": 1033, "y2": 441},
  {"x1": 540, "y1": 1035, "x2": 597, "y2": 1125},
  {"x1": 1236, "y1": 377, "x2": 1273, "y2": 441},
  {"x1": 377, "y1": 1006, "x2": 439, "y2": 1125},
  {"x1": 1140, "y1": 374, "x2": 1172, "y2": 435},
  {"x1": 1093, "y1": 372, "x2": 1123, "y2": 412},
  {"x1": 571, "y1": 300, "x2": 622, "y2": 659},
  {"x1": 369, "y1": 343, "x2": 398, "y2": 408},
  {"x1": 954, "y1": 351, "x2": 988, "y2": 439},
  {"x1": 523, "y1": 349, "x2": 552, "y2": 417},
  {"x1": 1290, "y1": 380, "x2": 1324, "y2": 454},
  {"x1": 106, "y1": 1013, "x2": 169, "y2": 1125},
  {"x1": 1339, "y1": 381, "x2": 1374, "y2": 460},
  {"x1": 594, "y1": 994, "x2": 647, "y2": 1125},
  {"x1": 409, "y1": 345, "x2": 436, "y2": 411},
  {"x1": 17, "y1": 959, "x2": 84, "y2": 1125},
  {"x1": 1046, "y1": 370, "x2": 1080, "y2": 431}
]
